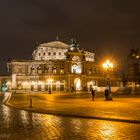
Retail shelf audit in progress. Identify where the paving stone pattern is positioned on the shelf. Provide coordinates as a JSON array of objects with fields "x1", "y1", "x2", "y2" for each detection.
[{"x1": 0, "y1": 93, "x2": 140, "y2": 140}]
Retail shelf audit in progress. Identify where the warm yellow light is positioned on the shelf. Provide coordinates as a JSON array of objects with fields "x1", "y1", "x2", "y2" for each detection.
[
  {"x1": 23, "y1": 81, "x2": 28, "y2": 85},
  {"x1": 38, "y1": 81, "x2": 44, "y2": 85},
  {"x1": 102, "y1": 60, "x2": 113, "y2": 69},
  {"x1": 56, "y1": 81, "x2": 60, "y2": 85},
  {"x1": 136, "y1": 55, "x2": 140, "y2": 59},
  {"x1": 89, "y1": 81, "x2": 93, "y2": 85},
  {"x1": 47, "y1": 79, "x2": 53, "y2": 83},
  {"x1": 6, "y1": 81, "x2": 11, "y2": 85},
  {"x1": 31, "y1": 81, "x2": 35, "y2": 85}
]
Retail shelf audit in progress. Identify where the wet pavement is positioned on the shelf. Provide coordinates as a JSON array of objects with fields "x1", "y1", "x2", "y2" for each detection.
[
  {"x1": 7, "y1": 92, "x2": 140, "y2": 123},
  {"x1": 1, "y1": 93, "x2": 140, "y2": 140}
]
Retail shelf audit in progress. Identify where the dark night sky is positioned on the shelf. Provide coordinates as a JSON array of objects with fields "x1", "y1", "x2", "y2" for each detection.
[{"x1": 0, "y1": 0, "x2": 140, "y2": 74}]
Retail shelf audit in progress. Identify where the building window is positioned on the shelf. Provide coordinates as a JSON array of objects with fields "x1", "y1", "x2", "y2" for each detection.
[
  {"x1": 31, "y1": 67, "x2": 35, "y2": 74},
  {"x1": 37, "y1": 66, "x2": 42, "y2": 74},
  {"x1": 56, "y1": 81, "x2": 60, "y2": 91},
  {"x1": 38, "y1": 53, "x2": 41, "y2": 56},
  {"x1": 45, "y1": 67, "x2": 49, "y2": 74},
  {"x1": 88, "y1": 69, "x2": 92, "y2": 75},
  {"x1": 93, "y1": 68, "x2": 97, "y2": 74},
  {"x1": 98, "y1": 69, "x2": 100, "y2": 74},
  {"x1": 54, "y1": 52, "x2": 56, "y2": 55},
  {"x1": 48, "y1": 52, "x2": 51, "y2": 55},
  {"x1": 71, "y1": 64, "x2": 81, "y2": 74},
  {"x1": 52, "y1": 66, "x2": 57, "y2": 74},
  {"x1": 60, "y1": 66, "x2": 64, "y2": 74},
  {"x1": 59, "y1": 52, "x2": 61, "y2": 55},
  {"x1": 43, "y1": 52, "x2": 46, "y2": 56}
]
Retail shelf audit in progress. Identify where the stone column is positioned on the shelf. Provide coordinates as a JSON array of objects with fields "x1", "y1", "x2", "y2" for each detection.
[{"x1": 12, "y1": 74, "x2": 17, "y2": 90}]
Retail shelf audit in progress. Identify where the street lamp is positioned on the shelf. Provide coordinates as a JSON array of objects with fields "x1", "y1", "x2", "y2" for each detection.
[
  {"x1": 102, "y1": 60, "x2": 114, "y2": 91},
  {"x1": 102, "y1": 60, "x2": 113, "y2": 70}
]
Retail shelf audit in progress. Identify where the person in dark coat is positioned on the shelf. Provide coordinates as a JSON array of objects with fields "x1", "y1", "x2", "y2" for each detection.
[
  {"x1": 105, "y1": 89, "x2": 109, "y2": 100},
  {"x1": 91, "y1": 88, "x2": 95, "y2": 101}
]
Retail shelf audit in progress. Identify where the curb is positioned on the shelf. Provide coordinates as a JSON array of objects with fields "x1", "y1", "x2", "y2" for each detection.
[
  {"x1": 3, "y1": 92, "x2": 12, "y2": 104},
  {"x1": 4, "y1": 93, "x2": 140, "y2": 124},
  {"x1": 5, "y1": 102, "x2": 140, "y2": 124}
]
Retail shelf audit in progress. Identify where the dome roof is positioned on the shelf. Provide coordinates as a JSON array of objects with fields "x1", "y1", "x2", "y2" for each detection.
[{"x1": 39, "y1": 41, "x2": 70, "y2": 49}]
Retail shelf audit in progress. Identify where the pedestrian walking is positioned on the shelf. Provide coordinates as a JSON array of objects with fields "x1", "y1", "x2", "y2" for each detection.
[
  {"x1": 104, "y1": 89, "x2": 109, "y2": 101},
  {"x1": 91, "y1": 88, "x2": 95, "y2": 101}
]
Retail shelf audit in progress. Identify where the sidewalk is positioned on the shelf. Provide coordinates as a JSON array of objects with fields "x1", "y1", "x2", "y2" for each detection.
[{"x1": 5, "y1": 92, "x2": 140, "y2": 123}]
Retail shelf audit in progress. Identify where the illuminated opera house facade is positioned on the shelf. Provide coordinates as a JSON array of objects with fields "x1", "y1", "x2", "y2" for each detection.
[{"x1": 0, "y1": 39, "x2": 120, "y2": 92}]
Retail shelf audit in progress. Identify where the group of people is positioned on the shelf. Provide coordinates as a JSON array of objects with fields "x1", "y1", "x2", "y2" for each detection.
[{"x1": 91, "y1": 88, "x2": 112, "y2": 101}]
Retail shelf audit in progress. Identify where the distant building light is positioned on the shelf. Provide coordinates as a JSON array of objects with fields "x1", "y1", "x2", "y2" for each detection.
[{"x1": 132, "y1": 53, "x2": 135, "y2": 56}]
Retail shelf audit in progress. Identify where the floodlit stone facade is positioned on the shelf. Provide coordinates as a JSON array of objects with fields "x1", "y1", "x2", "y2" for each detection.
[{"x1": 0, "y1": 40, "x2": 120, "y2": 92}]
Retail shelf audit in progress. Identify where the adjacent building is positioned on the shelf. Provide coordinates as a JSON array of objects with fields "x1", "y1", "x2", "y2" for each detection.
[{"x1": 126, "y1": 48, "x2": 140, "y2": 87}]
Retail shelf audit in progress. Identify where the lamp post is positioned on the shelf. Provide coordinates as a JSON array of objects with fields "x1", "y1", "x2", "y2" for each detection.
[
  {"x1": 102, "y1": 60, "x2": 113, "y2": 70},
  {"x1": 102, "y1": 60, "x2": 113, "y2": 91}
]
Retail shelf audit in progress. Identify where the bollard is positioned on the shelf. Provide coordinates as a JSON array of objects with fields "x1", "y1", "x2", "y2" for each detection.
[{"x1": 29, "y1": 98, "x2": 32, "y2": 107}]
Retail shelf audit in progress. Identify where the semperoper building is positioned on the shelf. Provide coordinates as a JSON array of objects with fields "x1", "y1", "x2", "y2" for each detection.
[{"x1": 0, "y1": 39, "x2": 120, "y2": 92}]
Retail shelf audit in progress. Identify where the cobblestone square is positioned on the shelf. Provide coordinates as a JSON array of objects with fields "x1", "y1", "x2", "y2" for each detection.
[{"x1": 0, "y1": 92, "x2": 140, "y2": 139}]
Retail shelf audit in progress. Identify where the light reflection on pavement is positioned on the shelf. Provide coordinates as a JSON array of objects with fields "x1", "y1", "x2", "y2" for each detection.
[{"x1": 0, "y1": 93, "x2": 140, "y2": 140}]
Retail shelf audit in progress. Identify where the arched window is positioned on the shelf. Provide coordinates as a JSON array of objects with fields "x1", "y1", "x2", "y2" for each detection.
[
  {"x1": 93, "y1": 68, "x2": 97, "y2": 74},
  {"x1": 45, "y1": 67, "x2": 49, "y2": 74},
  {"x1": 31, "y1": 66, "x2": 35, "y2": 74},
  {"x1": 94, "y1": 68, "x2": 97, "y2": 74},
  {"x1": 71, "y1": 64, "x2": 81, "y2": 74},
  {"x1": 60, "y1": 66, "x2": 64, "y2": 74},
  {"x1": 52, "y1": 66, "x2": 57, "y2": 74},
  {"x1": 88, "y1": 69, "x2": 92, "y2": 75},
  {"x1": 37, "y1": 66, "x2": 42, "y2": 74}
]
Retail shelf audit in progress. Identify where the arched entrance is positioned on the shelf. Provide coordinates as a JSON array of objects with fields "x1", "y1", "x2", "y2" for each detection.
[{"x1": 74, "y1": 78, "x2": 81, "y2": 90}]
